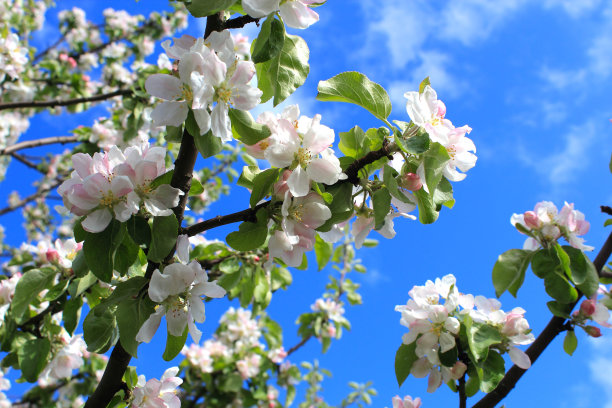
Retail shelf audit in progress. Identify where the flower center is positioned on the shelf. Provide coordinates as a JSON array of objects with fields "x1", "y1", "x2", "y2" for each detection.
[{"x1": 296, "y1": 147, "x2": 312, "y2": 167}]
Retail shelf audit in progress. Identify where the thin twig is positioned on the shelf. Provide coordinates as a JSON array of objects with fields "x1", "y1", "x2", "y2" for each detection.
[
  {"x1": 0, "y1": 89, "x2": 132, "y2": 111},
  {"x1": 0, "y1": 179, "x2": 63, "y2": 216},
  {"x1": 9, "y1": 152, "x2": 42, "y2": 173}
]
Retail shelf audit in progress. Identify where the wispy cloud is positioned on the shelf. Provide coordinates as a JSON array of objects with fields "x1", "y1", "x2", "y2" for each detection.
[{"x1": 588, "y1": 336, "x2": 612, "y2": 408}]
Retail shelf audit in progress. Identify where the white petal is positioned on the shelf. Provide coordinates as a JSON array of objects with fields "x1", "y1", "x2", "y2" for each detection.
[
  {"x1": 508, "y1": 346, "x2": 531, "y2": 369},
  {"x1": 151, "y1": 101, "x2": 189, "y2": 127},
  {"x1": 82, "y1": 208, "x2": 112, "y2": 233},
  {"x1": 287, "y1": 166, "x2": 310, "y2": 197},
  {"x1": 146, "y1": 74, "x2": 182, "y2": 100},
  {"x1": 135, "y1": 307, "x2": 165, "y2": 343}
]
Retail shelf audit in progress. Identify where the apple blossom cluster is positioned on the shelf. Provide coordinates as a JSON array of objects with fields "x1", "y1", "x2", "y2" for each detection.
[
  {"x1": 131, "y1": 367, "x2": 182, "y2": 408},
  {"x1": 395, "y1": 274, "x2": 534, "y2": 392},
  {"x1": 0, "y1": 273, "x2": 19, "y2": 322},
  {"x1": 147, "y1": 31, "x2": 262, "y2": 141},
  {"x1": 0, "y1": 33, "x2": 28, "y2": 82},
  {"x1": 58, "y1": 143, "x2": 182, "y2": 233},
  {"x1": 571, "y1": 286, "x2": 612, "y2": 337},
  {"x1": 311, "y1": 297, "x2": 347, "y2": 339},
  {"x1": 242, "y1": 0, "x2": 320, "y2": 29},
  {"x1": 404, "y1": 85, "x2": 477, "y2": 183},
  {"x1": 181, "y1": 307, "x2": 289, "y2": 382},
  {"x1": 391, "y1": 395, "x2": 422, "y2": 408},
  {"x1": 511, "y1": 201, "x2": 593, "y2": 251},
  {"x1": 38, "y1": 332, "x2": 87, "y2": 387},
  {"x1": 20, "y1": 237, "x2": 82, "y2": 269},
  {"x1": 136, "y1": 235, "x2": 226, "y2": 344}
]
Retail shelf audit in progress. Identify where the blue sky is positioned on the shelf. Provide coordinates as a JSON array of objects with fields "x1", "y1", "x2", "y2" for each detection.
[{"x1": 2, "y1": 0, "x2": 612, "y2": 407}]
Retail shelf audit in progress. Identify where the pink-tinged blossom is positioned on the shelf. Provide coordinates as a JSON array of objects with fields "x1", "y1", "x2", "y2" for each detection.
[
  {"x1": 236, "y1": 354, "x2": 262, "y2": 379},
  {"x1": 0, "y1": 33, "x2": 28, "y2": 81},
  {"x1": 511, "y1": 201, "x2": 593, "y2": 251},
  {"x1": 132, "y1": 367, "x2": 182, "y2": 408},
  {"x1": 392, "y1": 395, "x2": 422, "y2": 408},
  {"x1": 0, "y1": 273, "x2": 19, "y2": 322},
  {"x1": 352, "y1": 196, "x2": 416, "y2": 249},
  {"x1": 39, "y1": 333, "x2": 87, "y2": 387},
  {"x1": 243, "y1": 0, "x2": 319, "y2": 29},
  {"x1": 22, "y1": 238, "x2": 82, "y2": 269},
  {"x1": 136, "y1": 235, "x2": 226, "y2": 344},
  {"x1": 264, "y1": 106, "x2": 345, "y2": 196}
]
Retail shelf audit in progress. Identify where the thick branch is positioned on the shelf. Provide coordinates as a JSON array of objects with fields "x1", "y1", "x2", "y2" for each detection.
[
  {"x1": 83, "y1": 342, "x2": 132, "y2": 408},
  {"x1": 472, "y1": 230, "x2": 612, "y2": 408},
  {"x1": 224, "y1": 15, "x2": 260, "y2": 29},
  {"x1": 0, "y1": 135, "x2": 80, "y2": 155},
  {"x1": 0, "y1": 89, "x2": 132, "y2": 111},
  {"x1": 170, "y1": 129, "x2": 199, "y2": 229},
  {"x1": 184, "y1": 141, "x2": 398, "y2": 237}
]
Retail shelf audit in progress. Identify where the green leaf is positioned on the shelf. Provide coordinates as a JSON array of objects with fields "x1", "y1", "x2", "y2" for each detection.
[
  {"x1": 189, "y1": 178, "x2": 204, "y2": 196},
  {"x1": 413, "y1": 188, "x2": 438, "y2": 224},
  {"x1": 422, "y1": 142, "x2": 450, "y2": 193},
  {"x1": 419, "y1": 77, "x2": 431, "y2": 94},
  {"x1": 553, "y1": 243, "x2": 572, "y2": 280},
  {"x1": 546, "y1": 300, "x2": 572, "y2": 319},
  {"x1": 480, "y1": 350, "x2": 505, "y2": 393},
  {"x1": 71, "y1": 251, "x2": 88, "y2": 277},
  {"x1": 544, "y1": 271, "x2": 578, "y2": 304},
  {"x1": 165, "y1": 125, "x2": 183, "y2": 142},
  {"x1": 531, "y1": 249, "x2": 561, "y2": 279},
  {"x1": 563, "y1": 330, "x2": 578, "y2": 356},
  {"x1": 317, "y1": 71, "x2": 392, "y2": 122},
  {"x1": 465, "y1": 316, "x2": 503, "y2": 362},
  {"x1": 114, "y1": 234, "x2": 140, "y2": 276},
  {"x1": 314, "y1": 234, "x2": 333, "y2": 271},
  {"x1": 147, "y1": 215, "x2": 178, "y2": 263},
  {"x1": 438, "y1": 345, "x2": 458, "y2": 367},
  {"x1": 18, "y1": 338, "x2": 50, "y2": 382},
  {"x1": 163, "y1": 326, "x2": 188, "y2": 361},
  {"x1": 433, "y1": 177, "x2": 455, "y2": 209},
  {"x1": 317, "y1": 182, "x2": 354, "y2": 232},
  {"x1": 372, "y1": 187, "x2": 391, "y2": 230},
  {"x1": 83, "y1": 305, "x2": 116, "y2": 353},
  {"x1": 11, "y1": 267, "x2": 56, "y2": 323},
  {"x1": 150, "y1": 170, "x2": 173, "y2": 191},
  {"x1": 116, "y1": 296, "x2": 155, "y2": 358},
  {"x1": 126, "y1": 216, "x2": 151, "y2": 247},
  {"x1": 338, "y1": 126, "x2": 366, "y2": 158},
  {"x1": 186, "y1": 0, "x2": 237, "y2": 17},
  {"x1": 83, "y1": 220, "x2": 126, "y2": 283},
  {"x1": 42, "y1": 279, "x2": 69, "y2": 301},
  {"x1": 229, "y1": 108, "x2": 272, "y2": 146},
  {"x1": 250, "y1": 168, "x2": 280, "y2": 207},
  {"x1": 237, "y1": 165, "x2": 261, "y2": 190},
  {"x1": 395, "y1": 342, "x2": 418, "y2": 387},
  {"x1": 492, "y1": 249, "x2": 532, "y2": 297},
  {"x1": 251, "y1": 16, "x2": 284, "y2": 64},
  {"x1": 239, "y1": 274, "x2": 255, "y2": 307},
  {"x1": 226, "y1": 208, "x2": 268, "y2": 251},
  {"x1": 565, "y1": 246, "x2": 599, "y2": 298},
  {"x1": 257, "y1": 32, "x2": 309, "y2": 106},
  {"x1": 189, "y1": 110, "x2": 223, "y2": 158},
  {"x1": 396, "y1": 131, "x2": 430, "y2": 155},
  {"x1": 220, "y1": 372, "x2": 243, "y2": 392},
  {"x1": 73, "y1": 272, "x2": 97, "y2": 297},
  {"x1": 63, "y1": 296, "x2": 83, "y2": 335},
  {"x1": 383, "y1": 164, "x2": 413, "y2": 204}
]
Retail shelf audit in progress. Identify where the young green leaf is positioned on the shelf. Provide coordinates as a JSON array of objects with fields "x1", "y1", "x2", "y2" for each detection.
[
  {"x1": 492, "y1": 249, "x2": 532, "y2": 297},
  {"x1": 147, "y1": 214, "x2": 178, "y2": 263},
  {"x1": 395, "y1": 342, "x2": 418, "y2": 387}
]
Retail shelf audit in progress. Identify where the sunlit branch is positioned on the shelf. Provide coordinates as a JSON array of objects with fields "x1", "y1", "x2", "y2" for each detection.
[
  {"x1": 472, "y1": 228, "x2": 612, "y2": 408},
  {"x1": 0, "y1": 89, "x2": 132, "y2": 111},
  {"x1": 0, "y1": 135, "x2": 80, "y2": 155},
  {"x1": 184, "y1": 140, "x2": 399, "y2": 237}
]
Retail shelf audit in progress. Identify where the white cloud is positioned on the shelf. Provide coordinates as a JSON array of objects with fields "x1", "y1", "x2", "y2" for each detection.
[
  {"x1": 517, "y1": 120, "x2": 599, "y2": 187},
  {"x1": 543, "y1": 0, "x2": 602, "y2": 18},
  {"x1": 588, "y1": 336, "x2": 612, "y2": 408}
]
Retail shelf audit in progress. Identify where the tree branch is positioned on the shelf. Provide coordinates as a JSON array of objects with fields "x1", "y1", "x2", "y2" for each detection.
[
  {"x1": 83, "y1": 342, "x2": 132, "y2": 408},
  {"x1": 0, "y1": 179, "x2": 63, "y2": 217},
  {"x1": 0, "y1": 89, "x2": 132, "y2": 111},
  {"x1": 224, "y1": 15, "x2": 260, "y2": 29},
  {"x1": 184, "y1": 140, "x2": 398, "y2": 237},
  {"x1": 0, "y1": 135, "x2": 80, "y2": 155},
  {"x1": 472, "y1": 230, "x2": 612, "y2": 408}
]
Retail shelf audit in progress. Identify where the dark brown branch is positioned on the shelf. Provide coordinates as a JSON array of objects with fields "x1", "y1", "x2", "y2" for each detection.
[
  {"x1": 472, "y1": 230, "x2": 612, "y2": 408},
  {"x1": 287, "y1": 334, "x2": 313, "y2": 357},
  {"x1": 171, "y1": 129, "x2": 199, "y2": 231},
  {"x1": 0, "y1": 89, "x2": 132, "y2": 111},
  {"x1": 1, "y1": 135, "x2": 80, "y2": 155},
  {"x1": 184, "y1": 140, "x2": 398, "y2": 237},
  {"x1": 224, "y1": 15, "x2": 260, "y2": 29},
  {"x1": 9, "y1": 152, "x2": 41, "y2": 172},
  {"x1": 601, "y1": 205, "x2": 612, "y2": 216},
  {"x1": 33, "y1": 34, "x2": 68, "y2": 63},
  {"x1": 83, "y1": 342, "x2": 132, "y2": 408}
]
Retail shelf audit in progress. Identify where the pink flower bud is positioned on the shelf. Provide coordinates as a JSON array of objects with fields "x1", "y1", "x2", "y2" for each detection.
[
  {"x1": 580, "y1": 299, "x2": 596, "y2": 316},
  {"x1": 46, "y1": 249, "x2": 59, "y2": 263},
  {"x1": 253, "y1": 255, "x2": 260, "y2": 262},
  {"x1": 585, "y1": 325, "x2": 602, "y2": 338},
  {"x1": 68, "y1": 57, "x2": 77, "y2": 68},
  {"x1": 399, "y1": 173, "x2": 423, "y2": 191},
  {"x1": 59, "y1": 53, "x2": 68, "y2": 62},
  {"x1": 523, "y1": 211, "x2": 540, "y2": 229},
  {"x1": 326, "y1": 325, "x2": 336, "y2": 338}
]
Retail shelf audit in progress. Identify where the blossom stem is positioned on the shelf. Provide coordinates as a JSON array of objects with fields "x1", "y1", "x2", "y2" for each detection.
[
  {"x1": 0, "y1": 89, "x2": 132, "y2": 111},
  {"x1": 472, "y1": 228, "x2": 612, "y2": 408}
]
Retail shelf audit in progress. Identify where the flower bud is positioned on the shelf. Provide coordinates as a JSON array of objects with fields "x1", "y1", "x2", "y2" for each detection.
[
  {"x1": 579, "y1": 299, "x2": 596, "y2": 317},
  {"x1": 399, "y1": 173, "x2": 423, "y2": 191},
  {"x1": 523, "y1": 211, "x2": 540, "y2": 229},
  {"x1": 46, "y1": 249, "x2": 59, "y2": 263},
  {"x1": 584, "y1": 325, "x2": 602, "y2": 338}
]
